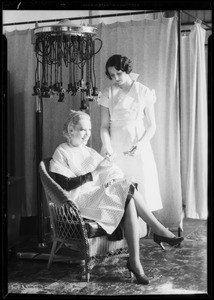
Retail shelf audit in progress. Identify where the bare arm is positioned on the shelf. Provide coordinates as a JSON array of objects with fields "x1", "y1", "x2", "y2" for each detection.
[
  {"x1": 138, "y1": 103, "x2": 156, "y2": 145},
  {"x1": 100, "y1": 106, "x2": 114, "y2": 156}
]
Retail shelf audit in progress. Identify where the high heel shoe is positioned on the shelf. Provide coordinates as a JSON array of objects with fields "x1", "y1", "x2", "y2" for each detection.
[
  {"x1": 126, "y1": 260, "x2": 149, "y2": 285},
  {"x1": 153, "y1": 233, "x2": 184, "y2": 250}
]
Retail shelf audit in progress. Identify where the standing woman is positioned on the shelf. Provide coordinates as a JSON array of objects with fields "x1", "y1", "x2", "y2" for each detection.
[{"x1": 98, "y1": 54, "x2": 162, "y2": 213}]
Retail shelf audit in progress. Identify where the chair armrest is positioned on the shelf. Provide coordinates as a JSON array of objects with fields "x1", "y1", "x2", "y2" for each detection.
[{"x1": 60, "y1": 200, "x2": 90, "y2": 241}]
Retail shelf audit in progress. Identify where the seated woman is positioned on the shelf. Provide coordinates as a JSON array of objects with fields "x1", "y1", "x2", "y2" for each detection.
[{"x1": 49, "y1": 109, "x2": 184, "y2": 285}]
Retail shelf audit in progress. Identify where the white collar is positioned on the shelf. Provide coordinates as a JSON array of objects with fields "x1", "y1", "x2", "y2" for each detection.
[{"x1": 129, "y1": 72, "x2": 140, "y2": 81}]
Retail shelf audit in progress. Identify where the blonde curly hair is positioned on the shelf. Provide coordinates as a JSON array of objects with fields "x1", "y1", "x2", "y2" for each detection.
[{"x1": 63, "y1": 110, "x2": 90, "y2": 143}]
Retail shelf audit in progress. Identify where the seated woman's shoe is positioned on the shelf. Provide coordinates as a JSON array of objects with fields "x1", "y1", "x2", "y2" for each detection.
[
  {"x1": 153, "y1": 233, "x2": 184, "y2": 250},
  {"x1": 126, "y1": 260, "x2": 149, "y2": 285}
]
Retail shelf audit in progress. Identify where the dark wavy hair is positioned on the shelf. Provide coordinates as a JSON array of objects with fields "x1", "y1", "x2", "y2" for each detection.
[{"x1": 105, "y1": 54, "x2": 132, "y2": 80}]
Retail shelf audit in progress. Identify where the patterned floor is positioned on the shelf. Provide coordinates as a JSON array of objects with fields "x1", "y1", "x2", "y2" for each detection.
[{"x1": 5, "y1": 218, "x2": 207, "y2": 296}]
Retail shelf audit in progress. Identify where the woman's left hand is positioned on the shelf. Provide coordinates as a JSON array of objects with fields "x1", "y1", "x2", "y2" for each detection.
[
  {"x1": 129, "y1": 145, "x2": 138, "y2": 156},
  {"x1": 124, "y1": 144, "x2": 138, "y2": 156},
  {"x1": 105, "y1": 153, "x2": 114, "y2": 161}
]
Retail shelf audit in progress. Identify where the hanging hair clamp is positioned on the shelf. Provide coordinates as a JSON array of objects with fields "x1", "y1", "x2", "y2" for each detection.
[
  {"x1": 92, "y1": 87, "x2": 98, "y2": 97},
  {"x1": 32, "y1": 81, "x2": 41, "y2": 96},
  {"x1": 41, "y1": 82, "x2": 51, "y2": 98},
  {"x1": 80, "y1": 98, "x2": 88, "y2": 111},
  {"x1": 67, "y1": 83, "x2": 73, "y2": 94}
]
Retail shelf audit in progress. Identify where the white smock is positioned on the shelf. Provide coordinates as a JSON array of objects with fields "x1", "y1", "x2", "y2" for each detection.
[
  {"x1": 49, "y1": 143, "x2": 133, "y2": 234},
  {"x1": 97, "y1": 73, "x2": 162, "y2": 212}
]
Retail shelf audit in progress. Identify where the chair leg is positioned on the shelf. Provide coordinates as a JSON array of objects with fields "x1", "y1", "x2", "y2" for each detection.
[
  {"x1": 86, "y1": 273, "x2": 90, "y2": 283},
  {"x1": 47, "y1": 240, "x2": 57, "y2": 269},
  {"x1": 79, "y1": 260, "x2": 90, "y2": 282},
  {"x1": 85, "y1": 258, "x2": 90, "y2": 283},
  {"x1": 146, "y1": 225, "x2": 152, "y2": 237}
]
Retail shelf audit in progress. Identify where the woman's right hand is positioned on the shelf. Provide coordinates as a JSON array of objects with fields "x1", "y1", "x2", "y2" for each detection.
[{"x1": 103, "y1": 146, "x2": 114, "y2": 161}]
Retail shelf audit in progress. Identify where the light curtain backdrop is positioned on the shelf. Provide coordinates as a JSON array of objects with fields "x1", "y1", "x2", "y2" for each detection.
[
  {"x1": 180, "y1": 22, "x2": 208, "y2": 219},
  {"x1": 5, "y1": 16, "x2": 208, "y2": 228}
]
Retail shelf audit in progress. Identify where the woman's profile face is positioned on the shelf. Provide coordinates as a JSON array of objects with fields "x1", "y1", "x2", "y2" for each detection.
[
  {"x1": 69, "y1": 118, "x2": 91, "y2": 147},
  {"x1": 107, "y1": 66, "x2": 128, "y2": 86}
]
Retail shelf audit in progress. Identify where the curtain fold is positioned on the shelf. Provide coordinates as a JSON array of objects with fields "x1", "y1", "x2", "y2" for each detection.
[
  {"x1": 6, "y1": 29, "x2": 37, "y2": 216},
  {"x1": 93, "y1": 16, "x2": 182, "y2": 228},
  {"x1": 180, "y1": 23, "x2": 208, "y2": 219}
]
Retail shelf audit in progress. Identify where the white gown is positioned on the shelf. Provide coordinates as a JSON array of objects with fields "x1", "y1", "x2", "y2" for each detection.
[
  {"x1": 49, "y1": 143, "x2": 133, "y2": 235},
  {"x1": 98, "y1": 77, "x2": 163, "y2": 212}
]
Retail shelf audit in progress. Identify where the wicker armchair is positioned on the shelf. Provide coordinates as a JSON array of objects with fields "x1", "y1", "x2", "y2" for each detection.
[{"x1": 39, "y1": 158, "x2": 131, "y2": 282}]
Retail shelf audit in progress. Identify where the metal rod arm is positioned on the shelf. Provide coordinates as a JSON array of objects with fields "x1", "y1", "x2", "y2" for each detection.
[{"x1": 3, "y1": 10, "x2": 164, "y2": 26}]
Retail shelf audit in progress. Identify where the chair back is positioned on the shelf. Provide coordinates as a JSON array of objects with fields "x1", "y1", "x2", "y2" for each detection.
[
  {"x1": 39, "y1": 158, "x2": 69, "y2": 207},
  {"x1": 39, "y1": 158, "x2": 86, "y2": 243}
]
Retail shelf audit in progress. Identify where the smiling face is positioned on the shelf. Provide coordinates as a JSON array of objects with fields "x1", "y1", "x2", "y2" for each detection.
[
  {"x1": 107, "y1": 66, "x2": 129, "y2": 87},
  {"x1": 69, "y1": 117, "x2": 91, "y2": 147}
]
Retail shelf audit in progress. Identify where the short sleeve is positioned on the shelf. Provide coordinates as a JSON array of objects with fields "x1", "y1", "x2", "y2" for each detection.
[
  {"x1": 145, "y1": 88, "x2": 157, "y2": 107},
  {"x1": 51, "y1": 147, "x2": 69, "y2": 167},
  {"x1": 49, "y1": 146, "x2": 74, "y2": 177},
  {"x1": 97, "y1": 87, "x2": 110, "y2": 108}
]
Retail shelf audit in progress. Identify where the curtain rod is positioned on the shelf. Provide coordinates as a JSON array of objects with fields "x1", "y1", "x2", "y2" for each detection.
[
  {"x1": 181, "y1": 10, "x2": 212, "y2": 29},
  {"x1": 3, "y1": 10, "x2": 164, "y2": 26},
  {"x1": 181, "y1": 27, "x2": 211, "y2": 32}
]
